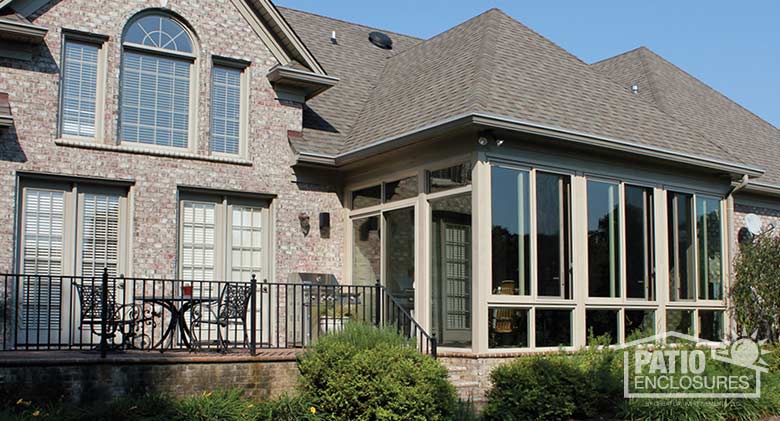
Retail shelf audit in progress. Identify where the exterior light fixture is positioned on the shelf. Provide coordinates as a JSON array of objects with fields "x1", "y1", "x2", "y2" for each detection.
[
  {"x1": 496, "y1": 139, "x2": 505, "y2": 147},
  {"x1": 299, "y1": 213, "x2": 311, "y2": 236}
]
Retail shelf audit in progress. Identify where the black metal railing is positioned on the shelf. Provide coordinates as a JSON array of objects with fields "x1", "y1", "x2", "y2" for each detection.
[{"x1": 0, "y1": 271, "x2": 436, "y2": 358}]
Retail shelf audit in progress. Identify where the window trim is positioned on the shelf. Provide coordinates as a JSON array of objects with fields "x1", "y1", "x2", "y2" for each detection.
[
  {"x1": 118, "y1": 11, "x2": 200, "y2": 153},
  {"x1": 58, "y1": 30, "x2": 108, "y2": 142},
  {"x1": 209, "y1": 57, "x2": 250, "y2": 158}
]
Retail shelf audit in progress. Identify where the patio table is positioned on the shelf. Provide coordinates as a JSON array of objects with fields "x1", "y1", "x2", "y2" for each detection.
[{"x1": 134, "y1": 296, "x2": 217, "y2": 351}]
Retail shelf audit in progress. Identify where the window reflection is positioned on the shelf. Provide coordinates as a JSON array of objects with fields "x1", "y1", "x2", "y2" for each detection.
[
  {"x1": 587, "y1": 181, "x2": 620, "y2": 298},
  {"x1": 699, "y1": 310, "x2": 724, "y2": 341},
  {"x1": 586, "y1": 309, "x2": 618, "y2": 344},
  {"x1": 536, "y1": 309, "x2": 572, "y2": 347},
  {"x1": 666, "y1": 309, "x2": 694, "y2": 338},
  {"x1": 427, "y1": 162, "x2": 472, "y2": 193},
  {"x1": 352, "y1": 216, "x2": 380, "y2": 285},
  {"x1": 536, "y1": 173, "x2": 571, "y2": 298},
  {"x1": 352, "y1": 186, "x2": 381, "y2": 209},
  {"x1": 626, "y1": 186, "x2": 654, "y2": 300},
  {"x1": 384, "y1": 176, "x2": 418, "y2": 203},
  {"x1": 489, "y1": 307, "x2": 528, "y2": 348},
  {"x1": 491, "y1": 167, "x2": 530, "y2": 296},
  {"x1": 625, "y1": 309, "x2": 655, "y2": 341},
  {"x1": 431, "y1": 194, "x2": 472, "y2": 348},
  {"x1": 697, "y1": 197, "x2": 723, "y2": 300},
  {"x1": 668, "y1": 193, "x2": 695, "y2": 301}
]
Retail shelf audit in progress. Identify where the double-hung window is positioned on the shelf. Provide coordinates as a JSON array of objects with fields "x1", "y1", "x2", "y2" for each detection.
[
  {"x1": 120, "y1": 14, "x2": 195, "y2": 149},
  {"x1": 210, "y1": 62, "x2": 246, "y2": 155},
  {"x1": 60, "y1": 33, "x2": 106, "y2": 139}
]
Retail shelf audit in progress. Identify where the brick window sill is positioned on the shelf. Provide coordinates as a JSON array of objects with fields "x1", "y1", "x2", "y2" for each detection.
[{"x1": 55, "y1": 138, "x2": 253, "y2": 166}]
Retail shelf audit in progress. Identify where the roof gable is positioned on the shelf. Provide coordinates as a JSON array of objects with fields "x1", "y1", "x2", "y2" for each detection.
[{"x1": 593, "y1": 47, "x2": 780, "y2": 188}]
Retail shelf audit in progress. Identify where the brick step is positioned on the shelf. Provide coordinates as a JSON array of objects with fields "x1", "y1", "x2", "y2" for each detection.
[
  {"x1": 446, "y1": 365, "x2": 469, "y2": 372},
  {"x1": 450, "y1": 380, "x2": 480, "y2": 388}
]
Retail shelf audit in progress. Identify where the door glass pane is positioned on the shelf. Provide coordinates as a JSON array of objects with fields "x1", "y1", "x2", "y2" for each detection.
[
  {"x1": 535, "y1": 309, "x2": 572, "y2": 347},
  {"x1": 384, "y1": 176, "x2": 418, "y2": 203},
  {"x1": 666, "y1": 309, "x2": 694, "y2": 337},
  {"x1": 587, "y1": 181, "x2": 620, "y2": 298},
  {"x1": 427, "y1": 162, "x2": 472, "y2": 193},
  {"x1": 491, "y1": 167, "x2": 530, "y2": 296},
  {"x1": 489, "y1": 307, "x2": 528, "y2": 348},
  {"x1": 697, "y1": 197, "x2": 723, "y2": 300},
  {"x1": 430, "y1": 194, "x2": 472, "y2": 348},
  {"x1": 181, "y1": 201, "x2": 216, "y2": 282},
  {"x1": 699, "y1": 310, "x2": 724, "y2": 341},
  {"x1": 352, "y1": 216, "x2": 380, "y2": 285},
  {"x1": 625, "y1": 309, "x2": 655, "y2": 342},
  {"x1": 230, "y1": 206, "x2": 264, "y2": 281},
  {"x1": 668, "y1": 193, "x2": 695, "y2": 301},
  {"x1": 536, "y1": 172, "x2": 571, "y2": 298},
  {"x1": 385, "y1": 208, "x2": 415, "y2": 315},
  {"x1": 586, "y1": 309, "x2": 618, "y2": 344},
  {"x1": 351, "y1": 185, "x2": 381, "y2": 209},
  {"x1": 81, "y1": 193, "x2": 120, "y2": 277},
  {"x1": 626, "y1": 186, "x2": 654, "y2": 299}
]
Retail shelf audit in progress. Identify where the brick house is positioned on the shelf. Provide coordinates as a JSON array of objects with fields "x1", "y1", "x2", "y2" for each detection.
[{"x1": 1, "y1": 0, "x2": 779, "y2": 401}]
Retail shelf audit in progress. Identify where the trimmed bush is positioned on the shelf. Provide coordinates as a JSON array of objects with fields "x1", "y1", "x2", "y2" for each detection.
[{"x1": 297, "y1": 322, "x2": 457, "y2": 421}]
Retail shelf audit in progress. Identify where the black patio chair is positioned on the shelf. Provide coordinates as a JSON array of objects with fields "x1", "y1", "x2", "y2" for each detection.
[
  {"x1": 73, "y1": 281, "x2": 143, "y2": 349},
  {"x1": 192, "y1": 282, "x2": 253, "y2": 352}
]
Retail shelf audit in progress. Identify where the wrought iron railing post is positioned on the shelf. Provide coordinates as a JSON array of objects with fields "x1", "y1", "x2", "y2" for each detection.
[
  {"x1": 374, "y1": 280, "x2": 381, "y2": 327},
  {"x1": 100, "y1": 268, "x2": 109, "y2": 359},
  {"x1": 250, "y1": 274, "x2": 257, "y2": 356},
  {"x1": 431, "y1": 332, "x2": 437, "y2": 359}
]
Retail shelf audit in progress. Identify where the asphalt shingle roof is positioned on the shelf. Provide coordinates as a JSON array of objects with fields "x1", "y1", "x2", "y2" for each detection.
[
  {"x1": 280, "y1": 6, "x2": 766, "y2": 179},
  {"x1": 592, "y1": 47, "x2": 780, "y2": 187}
]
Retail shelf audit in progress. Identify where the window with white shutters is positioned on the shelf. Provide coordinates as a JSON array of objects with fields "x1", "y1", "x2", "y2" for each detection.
[
  {"x1": 81, "y1": 193, "x2": 120, "y2": 277},
  {"x1": 181, "y1": 201, "x2": 216, "y2": 281},
  {"x1": 210, "y1": 65, "x2": 242, "y2": 155},
  {"x1": 20, "y1": 189, "x2": 65, "y2": 332},
  {"x1": 61, "y1": 41, "x2": 99, "y2": 137}
]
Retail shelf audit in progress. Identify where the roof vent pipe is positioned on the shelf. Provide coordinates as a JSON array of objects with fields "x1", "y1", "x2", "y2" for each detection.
[
  {"x1": 631, "y1": 83, "x2": 639, "y2": 95},
  {"x1": 331, "y1": 31, "x2": 337, "y2": 44}
]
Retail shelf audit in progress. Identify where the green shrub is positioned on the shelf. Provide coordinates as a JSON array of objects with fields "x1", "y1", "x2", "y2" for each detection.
[
  {"x1": 297, "y1": 322, "x2": 457, "y2": 420},
  {"x1": 253, "y1": 393, "x2": 320, "y2": 421},
  {"x1": 732, "y1": 234, "x2": 780, "y2": 342}
]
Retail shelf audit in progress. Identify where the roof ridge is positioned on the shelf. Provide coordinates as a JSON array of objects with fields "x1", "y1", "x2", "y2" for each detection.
[
  {"x1": 590, "y1": 46, "x2": 646, "y2": 66},
  {"x1": 593, "y1": 48, "x2": 748, "y2": 165},
  {"x1": 469, "y1": 10, "x2": 502, "y2": 113},
  {"x1": 275, "y1": 6, "x2": 423, "y2": 43},
  {"x1": 638, "y1": 46, "x2": 779, "y2": 133},
  {"x1": 634, "y1": 47, "x2": 664, "y2": 110}
]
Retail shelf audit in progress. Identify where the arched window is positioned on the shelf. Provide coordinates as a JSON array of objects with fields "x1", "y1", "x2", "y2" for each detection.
[{"x1": 120, "y1": 13, "x2": 195, "y2": 149}]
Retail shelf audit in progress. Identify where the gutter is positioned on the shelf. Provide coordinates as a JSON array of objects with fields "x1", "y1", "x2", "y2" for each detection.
[
  {"x1": 741, "y1": 181, "x2": 780, "y2": 198},
  {"x1": 0, "y1": 19, "x2": 47, "y2": 42},
  {"x1": 296, "y1": 112, "x2": 765, "y2": 180}
]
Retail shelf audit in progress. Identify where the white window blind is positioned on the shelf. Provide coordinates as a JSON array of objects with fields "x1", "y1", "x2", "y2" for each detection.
[
  {"x1": 445, "y1": 223, "x2": 471, "y2": 330},
  {"x1": 230, "y1": 206, "x2": 263, "y2": 280},
  {"x1": 61, "y1": 41, "x2": 98, "y2": 137},
  {"x1": 181, "y1": 202, "x2": 216, "y2": 281},
  {"x1": 20, "y1": 189, "x2": 65, "y2": 331},
  {"x1": 120, "y1": 52, "x2": 190, "y2": 148},
  {"x1": 81, "y1": 193, "x2": 120, "y2": 277},
  {"x1": 211, "y1": 66, "x2": 242, "y2": 154}
]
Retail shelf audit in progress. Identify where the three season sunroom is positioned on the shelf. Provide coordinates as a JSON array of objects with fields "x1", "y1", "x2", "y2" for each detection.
[{"x1": 345, "y1": 146, "x2": 730, "y2": 354}]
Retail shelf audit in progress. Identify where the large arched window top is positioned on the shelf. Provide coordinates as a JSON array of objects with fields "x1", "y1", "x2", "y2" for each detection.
[{"x1": 124, "y1": 14, "x2": 193, "y2": 53}]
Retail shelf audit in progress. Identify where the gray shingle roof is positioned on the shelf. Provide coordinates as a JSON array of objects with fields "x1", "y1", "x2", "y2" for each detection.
[
  {"x1": 280, "y1": 6, "x2": 759, "y2": 178},
  {"x1": 278, "y1": 7, "x2": 422, "y2": 156},
  {"x1": 592, "y1": 47, "x2": 780, "y2": 187}
]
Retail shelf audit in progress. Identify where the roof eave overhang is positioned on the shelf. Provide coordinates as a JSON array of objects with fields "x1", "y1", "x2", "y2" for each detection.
[
  {"x1": 267, "y1": 66, "x2": 338, "y2": 100},
  {"x1": 0, "y1": 114, "x2": 12, "y2": 127},
  {"x1": 296, "y1": 113, "x2": 765, "y2": 181},
  {"x1": 0, "y1": 18, "x2": 46, "y2": 43},
  {"x1": 741, "y1": 182, "x2": 780, "y2": 199}
]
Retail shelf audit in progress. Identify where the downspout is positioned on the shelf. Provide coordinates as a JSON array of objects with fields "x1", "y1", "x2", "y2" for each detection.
[
  {"x1": 727, "y1": 174, "x2": 749, "y2": 197},
  {"x1": 725, "y1": 174, "x2": 749, "y2": 338}
]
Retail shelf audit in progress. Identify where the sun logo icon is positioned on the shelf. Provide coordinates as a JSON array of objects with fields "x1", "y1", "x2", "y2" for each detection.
[{"x1": 714, "y1": 335, "x2": 771, "y2": 372}]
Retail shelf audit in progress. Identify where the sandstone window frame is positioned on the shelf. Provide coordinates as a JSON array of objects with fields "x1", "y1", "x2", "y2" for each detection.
[
  {"x1": 118, "y1": 11, "x2": 199, "y2": 153},
  {"x1": 58, "y1": 30, "x2": 109, "y2": 142}
]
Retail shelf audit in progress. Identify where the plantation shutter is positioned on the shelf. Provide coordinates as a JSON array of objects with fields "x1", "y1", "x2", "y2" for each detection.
[
  {"x1": 229, "y1": 206, "x2": 264, "y2": 281},
  {"x1": 210, "y1": 66, "x2": 241, "y2": 154},
  {"x1": 81, "y1": 193, "x2": 120, "y2": 277},
  {"x1": 121, "y1": 52, "x2": 190, "y2": 148},
  {"x1": 61, "y1": 41, "x2": 98, "y2": 137},
  {"x1": 20, "y1": 189, "x2": 65, "y2": 331},
  {"x1": 181, "y1": 201, "x2": 216, "y2": 281},
  {"x1": 444, "y1": 223, "x2": 471, "y2": 330}
]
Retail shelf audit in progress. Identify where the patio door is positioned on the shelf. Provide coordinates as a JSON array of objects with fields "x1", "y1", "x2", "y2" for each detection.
[{"x1": 384, "y1": 207, "x2": 416, "y2": 318}]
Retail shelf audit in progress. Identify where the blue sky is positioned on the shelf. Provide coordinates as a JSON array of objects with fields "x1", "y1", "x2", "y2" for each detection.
[{"x1": 275, "y1": 0, "x2": 779, "y2": 127}]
